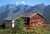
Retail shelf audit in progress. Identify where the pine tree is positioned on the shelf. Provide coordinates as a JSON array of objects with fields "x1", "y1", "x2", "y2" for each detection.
[{"x1": 15, "y1": 17, "x2": 26, "y2": 32}]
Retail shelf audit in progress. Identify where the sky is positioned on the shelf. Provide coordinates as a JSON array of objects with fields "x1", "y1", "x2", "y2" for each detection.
[{"x1": 0, "y1": 0, "x2": 50, "y2": 6}]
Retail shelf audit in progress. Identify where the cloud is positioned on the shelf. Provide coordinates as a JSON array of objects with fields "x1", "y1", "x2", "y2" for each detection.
[
  {"x1": 16, "y1": 2, "x2": 20, "y2": 4},
  {"x1": 21, "y1": 1, "x2": 25, "y2": 4},
  {"x1": 16, "y1": 1, "x2": 25, "y2": 5},
  {"x1": 16, "y1": 2, "x2": 20, "y2": 6}
]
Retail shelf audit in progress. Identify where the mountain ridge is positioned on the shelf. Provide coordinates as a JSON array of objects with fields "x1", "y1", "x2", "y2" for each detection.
[{"x1": 0, "y1": 3, "x2": 47, "y2": 20}]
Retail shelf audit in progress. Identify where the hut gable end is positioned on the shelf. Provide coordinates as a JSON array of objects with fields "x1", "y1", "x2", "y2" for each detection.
[{"x1": 30, "y1": 13, "x2": 44, "y2": 26}]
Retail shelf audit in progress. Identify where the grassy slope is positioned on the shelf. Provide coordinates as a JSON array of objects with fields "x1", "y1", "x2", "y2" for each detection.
[
  {"x1": 24, "y1": 24, "x2": 50, "y2": 34},
  {"x1": 0, "y1": 24, "x2": 50, "y2": 34}
]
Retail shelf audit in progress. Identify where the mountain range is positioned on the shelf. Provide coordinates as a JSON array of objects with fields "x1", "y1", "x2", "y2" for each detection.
[{"x1": 0, "y1": 3, "x2": 50, "y2": 23}]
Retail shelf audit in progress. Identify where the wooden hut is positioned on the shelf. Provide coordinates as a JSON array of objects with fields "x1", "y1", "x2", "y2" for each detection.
[{"x1": 22, "y1": 12, "x2": 44, "y2": 26}]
